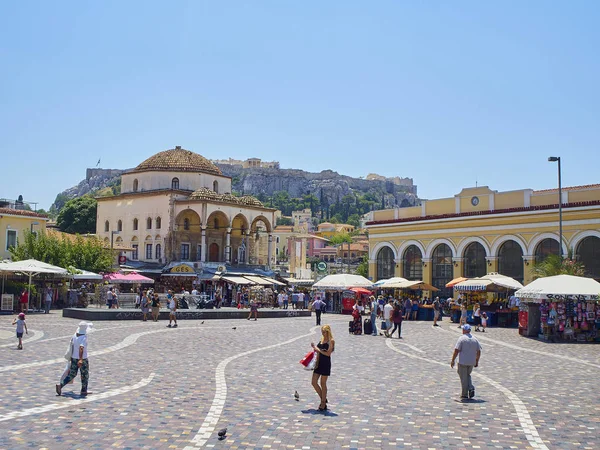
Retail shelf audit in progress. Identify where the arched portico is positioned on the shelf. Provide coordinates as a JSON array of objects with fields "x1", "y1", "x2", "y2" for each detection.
[
  {"x1": 370, "y1": 241, "x2": 399, "y2": 261},
  {"x1": 528, "y1": 232, "x2": 568, "y2": 257},
  {"x1": 425, "y1": 238, "x2": 457, "y2": 259}
]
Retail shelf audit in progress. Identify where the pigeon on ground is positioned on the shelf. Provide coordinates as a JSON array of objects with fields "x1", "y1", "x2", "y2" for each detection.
[
  {"x1": 201, "y1": 321, "x2": 205, "y2": 324},
  {"x1": 294, "y1": 391, "x2": 300, "y2": 401},
  {"x1": 217, "y1": 428, "x2": 227, "y2": 439},
  {"x1": 232, "y1": 327, "x2": 237, "y2": 330}
]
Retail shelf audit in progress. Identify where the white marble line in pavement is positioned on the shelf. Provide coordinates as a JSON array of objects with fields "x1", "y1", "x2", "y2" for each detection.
[
  {"x1": 443, "y1": 325, "x2": 600, "y2": 369},
  {"x1": 385, "y1": 339, "x2": 550, "y2": 450},
  {"x1": 397, "y1": 342, "x2": 425, "y2": 353},
  {"x1": 0, "y1": 329, "x2": 44, "y2": 348},
  {"x1": 184, "y1": 326, "x2": 320, "y2": 449},
  {"x1": 0, "y1": 373, "x2": 155, "y2": 422}
]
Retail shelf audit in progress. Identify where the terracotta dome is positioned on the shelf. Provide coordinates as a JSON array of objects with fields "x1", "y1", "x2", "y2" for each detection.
[
  {"x1": 131, "y1": 146, "x2": 222, "y2": 176},
  {"x1": 239, "y1": 196, "x2": 264, "y2": 207},
  {"x1": 189, "y1": 187, "x2": 220, "y2": 201}
]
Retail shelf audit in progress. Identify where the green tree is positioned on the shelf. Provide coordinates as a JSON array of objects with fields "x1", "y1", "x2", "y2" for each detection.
[
  {"x1": 276, "y1": 216, "x2": 293, "y2": 226},
  {"x1": 57, "y1": 196, "x2": 97, "y2": 234},
  {"x1": 347, "y1": 213, "x2": 361, "y2": 228},
  {"x1": 329, "y1": 233, "x2": 353, "y2": 246},
  {"x1": 356, "y1": 255, "x2": 369, "y2": 278},
  {"x1": 10, "y1": 231, "x2": 113, "y2": 272},
  {"x1": 531, "y1": 253, "x2": 585, "y2": 279}
]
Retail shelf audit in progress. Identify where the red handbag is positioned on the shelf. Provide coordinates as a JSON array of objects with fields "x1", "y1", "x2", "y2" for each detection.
[{"x1": 299, "y1": 350, "x2": 315, "y2": 367}]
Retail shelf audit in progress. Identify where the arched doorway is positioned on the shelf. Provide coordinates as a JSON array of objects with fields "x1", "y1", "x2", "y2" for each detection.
[
  {"x1": 576, "y1": 236, "x2": 600, "y2": 280},
  {"x1": 534, "y1": 238, "x2": 559, "y2": 263},
  {"x1": 432, "y1": 244, "x2": 453, "y2": 296},
  {"x1": 209, "y1": 243, "x2": 220, "y2": 262},
  {"x1": 376, "y1": 246, "x2": 395, "y2": 281},
  {"x1": 463, "y1": 242, "x2": 486, "y2": 278},
  {"x1": 403, "y1": 245, "x2": 422, "y2": 280},
  {"x1": 497, "y1": 240, "x2": 524, "y2": 283}
]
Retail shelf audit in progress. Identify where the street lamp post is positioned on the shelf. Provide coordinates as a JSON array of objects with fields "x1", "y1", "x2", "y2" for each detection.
[{"x1": 548, "y1": 156, "x2": 563, "y2": 259}]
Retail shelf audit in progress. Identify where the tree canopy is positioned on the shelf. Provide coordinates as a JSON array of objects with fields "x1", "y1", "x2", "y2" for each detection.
[
  {"x1": 57, "y1": 196, "x2": 97, "y2": 234},
  {"x1": 531, "y1": 254, "x2": 585, "y2": 279},
  {"x1": 10, "y1": 231, "x2": 113, "y2": 273}
]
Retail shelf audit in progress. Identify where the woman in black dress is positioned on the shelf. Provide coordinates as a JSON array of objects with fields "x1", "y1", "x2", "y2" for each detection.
[{"x1": 311, "y1": 324, "x2": 335, "y2": 411}]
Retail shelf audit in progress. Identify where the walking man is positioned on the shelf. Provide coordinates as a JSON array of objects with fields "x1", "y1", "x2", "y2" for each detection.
[
  {"x1": 45, "y1": 287, "x2": 53, "y2": 314},
  {"x1": 370, "y1": 296, "x2": 379, "y2": 336},
  {"x1": 167, "y1": 294, "x2": 178, "y2": 328},
  {"x1": 433, "y1": 297, "x2": 441, "y2": 327},
  {"x1": 312, "y1": 296, "x2": 325, "y2": 326},
  {"x1": 450, "y1": 324, "x2": 482, "y2": 401},
  {"x1": 56, "y1": 321, "x2": 92, "y2": 397},
  {"x1": 383, "y1": 298, "x2": 394, "y2": 337}
]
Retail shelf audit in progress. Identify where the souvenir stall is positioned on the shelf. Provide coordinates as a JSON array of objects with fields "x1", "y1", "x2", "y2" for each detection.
[
  {"x1": 312, "y1": 274, "x2": 372, "y2": 313},
  {"x1": 515, "y1": 275, "x2": 600, "y2": 342},
  {"x1": 70, "y1": 269, "x2": 103, "y2": 308},
  {"x1": 374, "y1": 278, "x2": 439, "y2": 320}
]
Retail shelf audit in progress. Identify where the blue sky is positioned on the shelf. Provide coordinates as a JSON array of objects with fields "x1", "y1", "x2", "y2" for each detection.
[{"x1": 1, "y1": 1, "x2": 599, "y2": 210}]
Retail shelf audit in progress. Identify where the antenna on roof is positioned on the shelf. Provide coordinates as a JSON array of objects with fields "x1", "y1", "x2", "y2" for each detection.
[{"x1": 475, "y1": 176, "x2": 478, "y2": 188}]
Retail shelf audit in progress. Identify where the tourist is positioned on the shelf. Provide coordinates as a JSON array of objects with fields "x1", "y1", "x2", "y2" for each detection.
[
  {"x1": 151, "y1": 293, "x2": 160, "y2": 322},
  {"x1": 167, "y1": 293, "x2": 177, "y2": 328},
  {"x1": 450, "y1": 324, "x2": 482, "y2": 401},
  {"x1": 283, "y1": 291, "x2": 289, "y2": 309},
  {"x1": 433, "y1": 297, "x2": 441, "y2": 327},
  {"x1": 388, "y1": 303, "x2": 403, "y2": 338},
  {"x1": 12, "y1": 312, "x2": 28, "y2": 349},
  {"x1": 298, "y1": 291, "x2": 305, "y2": 310},
  {"x1": 277, "y1": 291, "x2": 284, "y2": 309},
  {"x1": 481, "y1": 312, "x2": 488, "y2": 332},
  {"x1": 19, "y1": 288, "x2": 28, "y2": 313},
  {"x1": 459, "y1": 301, "x2": 468, "y2": 328},
  {"x1": 56, "y1": 321, "x2": 92, "y2": 397},
  {"x1": 135, "y1": 287, "x2": 142, "y2": 309},
  {"x1": 369, "y1": 296, "x2": 379, "y2": 336},
  {"x1": 411, "y1": 298, "x2": 419, "y2": 321},
  {"x1": 291, "y1": 292, "x2": 298, "y2": 310},
  {"x1": 351, "y1": 299, "x2": 362, "y2": 334},
  {"x1": 247, "y1": 299, "x2": 258, "y2": 320},
  {"x1": 311, "y1": 325, "x2": 335, "y2": 411},
  {"x1": 312, "y1": 296, "x2": 325, "y2": 326},
  {"x1": 383, "y1": 299, "x2": 394, "y2": 337},
  {"x1": 140, "y1": 290, "x2": 150, "y2": 322},
  {"x1": 377, "y1": 295, "x2": 385, "y2": 318},
  {"x1": 473, "y1": 303, "x2": 482, "y2": 332},
  {"x1": 404, "y1": 298, "x2": 412, "y2": 320},
  {"x1": 45, "y1": 287, "x2": 53, "y2": 314}
]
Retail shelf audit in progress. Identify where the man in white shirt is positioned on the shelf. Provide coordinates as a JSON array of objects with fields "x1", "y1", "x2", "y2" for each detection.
[
  {"x1": 370, "y1": 297, "x2": 379, "y2": 336},
  {"x1": 298, "y1": 292, "x2": 305, "y2": 310},
  {"x1": 56, "y1": 321, "x2": 92, "y2": 397},
  {"x1": 450, "y1": 324, "x2": 482, "y2": 401},
  {"x1": 277, "y1": 291, "x2": 284, "y2": 309},
  {"x1": 383, "y1": 299, "x2": 394, "y2": 337}
]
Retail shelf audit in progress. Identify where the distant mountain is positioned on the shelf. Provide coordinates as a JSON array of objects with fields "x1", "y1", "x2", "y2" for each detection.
[{"x1": 50, "y1": 166, "x2": 419, "y2": 214}]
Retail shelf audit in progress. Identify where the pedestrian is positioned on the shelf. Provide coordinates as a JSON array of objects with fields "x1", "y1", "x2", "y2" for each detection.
[
  {"x1": 312, "y1": 296, "x2": 325, "y2": 326},
  {"x1": 291, "y1": 292, "x2": 298, "y2": 310},
  {"x1": 411, "y1": 298, "x2": 419, "y2": 321},
  {"x1": 140, "y1": 290, "x2": 150, "y2": 321},
  {"x1": 56, "y1": 321, "x2": 92, "y2": 397},
  {"x1": 481, "y1": 312, "x2": 488, "y2": 332},
  {"x1": 135, "y1": 287, "x2": 141, "y2": 309},
  {"x1": 403, "y1": 298, "x2": 412, "y2": 320},
  {"x1": 283, "y1": 291, "x2": 289, "y2": 309},
  {"x1": 459, "y1": 301, "x2": 468, "y2": 328},
  {"x1": 369, "y1": 296, "x2": 379, "y2": 336},
  {"x1": 311, "y1": 324, "x2": 335, "y2": 411},
  {"x1": 433, "y1": 297, "x2": 441, "y2": 327},
  {"x1": 44, "y1": 287, "x2": 53, "y2": 314},
  {"x1": 388, "y1": 303, "x2": 403, "y2": 338},
  {"x1": 247, "y1": 299, "x2": 258, "y2": 320},
  {"x1": 298, "y1": 291, "x2": 305, "y2": 310},
  {"x1": 167, "y1": 293, "x2": 178, "y2": 328},
  {"x1": 377, "y1": 295, "x2": 385, "y2": 318},
  {"x1": 19, "y1": 288, "x2": 28, "y2": 313},
  {"x1": 383, "y1": 299, "x2": 394, "y2": 337},
  {"x1": 450, "y1": 324, "x2": 482, "y2": 401},
  {"x1": 350, "y1": 299, "x2": 362, "y2": 334},
  {"x1": 12, "y1": 312, "x2": 28, "y2": 349},
  {"x1": 473, "y1": 303, "x2": 482, "y2": 332},
  {"x1": 151, "y1": 293, "x2": 160, "y2": 322},
  {"x1": 277, "y1": 291, "x2": 284, "y2": 309}
]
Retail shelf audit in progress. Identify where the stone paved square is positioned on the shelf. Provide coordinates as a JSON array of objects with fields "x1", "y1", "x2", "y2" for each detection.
[{"x1": 1, "y1": 313, "x2": 599, "y2": 449}]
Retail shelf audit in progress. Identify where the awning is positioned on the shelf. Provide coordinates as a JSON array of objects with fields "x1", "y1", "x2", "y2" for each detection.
[
  {"x1": 222, "y1": 276, "x2": 255, "y2": 285},
  {"x1": 284, "y1": 278, "x2": 314, "y2": 285},
  {"x1": 243, "y1": 275, "x2": 286, "y2": 286},
  {"x1": 454, "y1": 279, "x2": 491, "y2": 292},
  {"x1": 72, "y1": 269, "x2": 103, "y2": 280}
]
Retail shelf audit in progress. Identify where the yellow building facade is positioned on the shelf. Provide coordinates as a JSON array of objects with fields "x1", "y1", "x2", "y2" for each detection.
[
  {"x1": 366, "y1": 185, "x2": 600, "y2": 297},
  {"x1": 0, "y1": 207, "x2": 48, "y2": 260}
]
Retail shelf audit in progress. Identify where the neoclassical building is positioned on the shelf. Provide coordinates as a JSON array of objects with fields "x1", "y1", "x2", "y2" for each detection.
[
  {"x1": 365, "y1": 185, "x2": 600, "y2": 297},
  {"x1": 96, "y1": 147, "x2": 277, "y2": 269}
]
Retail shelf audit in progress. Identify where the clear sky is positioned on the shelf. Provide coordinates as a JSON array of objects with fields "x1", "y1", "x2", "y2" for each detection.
[{"x1": 2, "y1": 1, "x2": 599, "y2": 210}]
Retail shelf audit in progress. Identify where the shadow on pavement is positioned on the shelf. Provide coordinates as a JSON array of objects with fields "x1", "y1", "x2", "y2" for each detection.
[{"x1": 301, "y1": 408, "x2": 339, "y2": 416}]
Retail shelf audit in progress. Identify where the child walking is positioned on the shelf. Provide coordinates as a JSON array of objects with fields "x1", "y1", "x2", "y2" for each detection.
[
  {"x1": 481, "y1": 312, "x2": 488, "y2": 332},
  {"x1": 12, "y1": 313, "x2": 28, "y2": 349}
]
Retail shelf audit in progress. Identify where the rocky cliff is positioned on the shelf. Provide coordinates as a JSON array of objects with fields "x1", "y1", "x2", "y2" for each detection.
[{"x1": 51, "y1": 166, "x2": 419, "y2": 212}]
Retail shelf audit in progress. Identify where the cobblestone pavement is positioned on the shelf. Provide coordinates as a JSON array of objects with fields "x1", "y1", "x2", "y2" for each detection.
[{"x1": 0, "y1": 313, "x2": 598, "y2": 449}]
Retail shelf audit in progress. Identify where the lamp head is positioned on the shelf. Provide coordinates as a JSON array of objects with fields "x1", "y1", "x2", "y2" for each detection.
[{"x1": 548, "y1": 156, "x2": 560, "y2": 162}]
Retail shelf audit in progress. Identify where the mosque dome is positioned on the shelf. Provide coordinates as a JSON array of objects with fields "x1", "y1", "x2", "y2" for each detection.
[
  {"x1": 131, "y1": 146, "x2": 222, "y2": 176},
  {"x1": 189, "y1": 187, "x2": 220, "y2": 201}
]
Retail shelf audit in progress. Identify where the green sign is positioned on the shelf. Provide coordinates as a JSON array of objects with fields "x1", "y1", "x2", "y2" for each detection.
[{"x1": 317, "y1": 261, "x2": 327, "y2": 272}]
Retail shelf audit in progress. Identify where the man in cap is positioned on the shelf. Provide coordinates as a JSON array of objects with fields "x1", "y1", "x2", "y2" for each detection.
[
  {"x1": 450, "y1": 324, "x2": 482, "y2": 401},
  {"x1": 56, "y1": 321, "x2": 92, "y2": 397}
]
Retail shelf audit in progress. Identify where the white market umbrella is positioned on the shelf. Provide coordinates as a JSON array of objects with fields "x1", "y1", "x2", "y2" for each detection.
[
  {"x1": 373, "y1": 277, "x2": 408, "y2": 287},
  {"x1": 72, "y1": 269, "x2": 103, "y2": 281},
  {"x1": 0, "y1": 259, "x2": 68, "y2": 309},
  {"x1": 515, "y1": 274, "x2": 600, "y2": 302},
  {"x1": 481, "y1": 273, "x2": 523, "y2": 290},
  {"x1": 454, "y1": 279, "x2": 493, "y2": 292},
  {"x1": 312, "y1": 274, "x2": 373, "y2": 290}
]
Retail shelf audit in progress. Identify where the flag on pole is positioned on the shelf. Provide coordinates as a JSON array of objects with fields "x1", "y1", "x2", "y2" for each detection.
[{"x1": 96, "y1": 158, "x2": 101, "y2": 167}]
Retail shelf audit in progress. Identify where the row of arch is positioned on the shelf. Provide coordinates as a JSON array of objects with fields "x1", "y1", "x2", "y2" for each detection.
[
  {"x1": 105, "y1": 217, "x2": 162, "y2": 233},
  {"x1": 132, "y1": 178, "x2": 219, "y2": 193},
  {"x1": 174, "y1": 210, "x2": 272, "y2": 235},
  {"x1": 103, "y1": 235, "x2": 164, "y2": 261}
]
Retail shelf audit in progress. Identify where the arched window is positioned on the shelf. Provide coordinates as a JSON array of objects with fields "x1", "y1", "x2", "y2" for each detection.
[
  {"x1": 213, "y1": 180, "x2": 219, "y2": 193},
  {"x1": 133, "y1": 218, "x2": 138, "y2": 231},
  {"x1": 403, "y1": 245, "x2": 423, "y2": 280},
  {"x1": 577, "y1": 236, "x2": 600, "y2": 280},
  {"x1": 183, "y1": 218, "x2": 190, "y2": 231},
  {"x1": 156, "y1": 217, "x2": 161, "y2": 229},
  {"x1": 171, "y1": 177, "x2": 179, "y2": 190},
  {"x1": 376, "y1": 246, "x2": 395, "y2": 281},
  {"x1": 147, "y1": 217, "x2": 152, "y2": 229},
  {"x1": 104, "y1": 221, "x2": 109, "y2": 232},
  {"x1": 155, "y1": 244, "x2": 162, "y2": 260},
  {"x1": 498, "y1": 240, "x2": 524, "y2": 283},
  {"x1": 117, "y1": 220, "x2": 123, "y2": 232},
  {"x1": 535, "y1": 238, "x2": 559, "y2": 263},
  {"x1": 133, "y1": 179, "x2": 139, "y2": 192},
  {"x1": 463, "y1": 242, "x2": 486, "y2": 278},
  {"x1": 432, "y1": 244, "x2": 453, "y2": 296}
]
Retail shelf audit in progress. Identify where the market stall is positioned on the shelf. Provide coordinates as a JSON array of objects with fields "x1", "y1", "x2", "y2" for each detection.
[
  {"x1": 515, "y1": 274, "x2": 600, "y2": 341},
  {"x1": 375, "y1": 278, "x2": 439, "y2": 320},
  {"x1": 312, "y1": 274, "x2": 372, "y2": 313}
]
